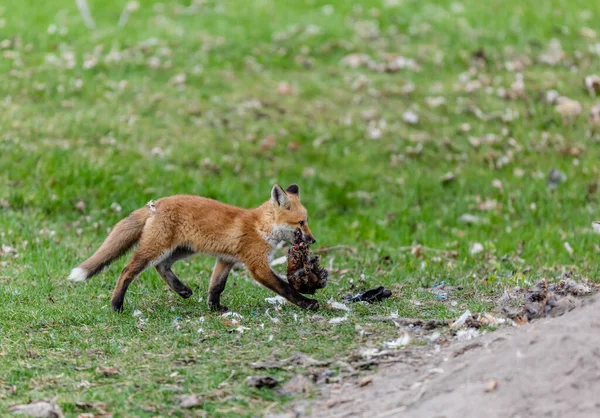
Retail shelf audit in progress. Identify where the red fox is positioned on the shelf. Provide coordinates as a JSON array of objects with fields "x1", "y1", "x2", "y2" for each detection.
[{"x1": 68, "y1": 184, "x2": 319, "y2": 312}]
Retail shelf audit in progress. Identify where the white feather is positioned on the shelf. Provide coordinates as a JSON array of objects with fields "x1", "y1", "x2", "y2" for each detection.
[{"x1": 270, "y1": 255, "x2": 287, "y2": 266}]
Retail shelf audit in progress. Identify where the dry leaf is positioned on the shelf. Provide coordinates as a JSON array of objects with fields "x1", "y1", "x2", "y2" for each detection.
[
  {"x1": 580, "y1": 27, "x2": 597, "y2": 39},
  {"x1": 95, "y1": 366, "x2": 119, "y2": 377},
  {"x1": 425, "y1": 96, "x2": 446, "y2": 108},
  {"x1": 246, "y1": 376, "x2": 279, "y2": 389},
  {"x1": 485, "y1": 379, "x2": 498, "y2": 392},
  {"x1": 8, "y1": 399, "x2": 64, "y2": 418},
  {"x1": 170, "y1": 73, "x2": 186, "y2": 85},
  {"x1": 359, "y1": 375, "x2": 374, "y2": 387},
  {"x1": 74, "y1": 401, "x2": 109, "y2": 416},
  {"x1": 177, "y1": 394, "x2": 203, "y2": 408},
  {"x1": 260, "y1": 135, "x2": 277, "y2": 151},
  {"x1": 251, "y1": 352, "x2": 330, "y2": 370},
  {"x1": 441, "y1": 172, "x2": 455, "y2": 185},
  {"x1": 287, "y1": 141, "x2": 301, "y2": 151},
  {"x1": 74, "y1": 200, "x2": 86, "y2": 212},
  {"x1": 589, "y1": 103, "x2": 600, "y2": 127},
  {"x1": 411, "y1": 245, "x2": 422, "y2": 258},
  {"x1": 341, "y1": 53, "x2": 369, "y2": 68},
  {"x1": 401, "y1": 82, "x2": 415, "y2": 95},
  {"x1": 585, "y1": 75, "x2": 600, "y2": 95},
  {"x1": 477, "y1": 199, "x2": 499, "y2": 212},
  {"x1": 555, "y1": 98, "x2": 582, "y2": 122},
  {"x1": 539, "y1": 38, "x2": 564, "y2": 65},
  {"x1": 276, "y1": 81, "x2": 295, "y2": 95},
  {"x1": 361, "y1": 109, "x2": 378, "y2": 121},
  {"x1": 280, "y1": 375, "x2": 314, "y2": 395}
]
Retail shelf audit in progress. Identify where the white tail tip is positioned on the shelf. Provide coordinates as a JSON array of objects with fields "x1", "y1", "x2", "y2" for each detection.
[{"x1": 68, "y1": 267, "x2": 88, "y2": 282}]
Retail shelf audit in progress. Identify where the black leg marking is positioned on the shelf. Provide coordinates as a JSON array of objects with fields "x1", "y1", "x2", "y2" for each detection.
[{"x1": 155, "y1": 248, "x2": 195, "y2": 298}]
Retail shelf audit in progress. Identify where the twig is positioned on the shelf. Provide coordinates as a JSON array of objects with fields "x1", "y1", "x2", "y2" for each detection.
[
  {"x1": 376, "y1": 406, "x2": 407, "y2": 417},
  {"x1": 466, "y1": 104, "x2": 504, "y2": 121},
  {"x1": 118, "y1": 2, "x2": 140, "y2": 28},
  {"x1": 75, "y1": 0, "x2": 96, "y2": 29},
  {"x1": 313, "y1": 245, "x2": 357, "y2": 255},
  {"x1": 349, "y1": 354, "x2": 421, "y2": 370},
  {"x1": 367, "y1": 316, "x2": 448, "y2": 330},
  {"x1": 398, "y1": 245, "x2": 459, "y2": 258},
  {"x1": 217, "y1": 369, "x2": 236, "y2": 388},
  {"x1": 398, "y1": 245, "x2": 450, "y2": 253},
  {"x1": 375, "y1": 384, "x2": 426, "y2": 417}
]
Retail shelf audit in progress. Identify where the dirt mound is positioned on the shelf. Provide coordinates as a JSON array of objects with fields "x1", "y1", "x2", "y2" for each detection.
[
  {"x1": 499, "y1": 278, "x2": 593, "y2": 323},
  {"x1": 308, "y1": 295, "x2": 600, "y2": 418}
]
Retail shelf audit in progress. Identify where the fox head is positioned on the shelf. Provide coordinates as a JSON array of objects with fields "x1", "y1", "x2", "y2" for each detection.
[{"x1": 270, "y1": 184, "x2": 316, "y2": 244}]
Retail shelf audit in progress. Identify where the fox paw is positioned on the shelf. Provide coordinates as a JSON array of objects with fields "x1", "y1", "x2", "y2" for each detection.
[
  {"x1": 176, "y1": 287, "x2": 193, "y2": 299},
  {"x1": 300, "y1": 299, "x2": 319, "y2": 310},
  {"x1": 208, "y1": 302, "x2": 229, "y2": 313}
]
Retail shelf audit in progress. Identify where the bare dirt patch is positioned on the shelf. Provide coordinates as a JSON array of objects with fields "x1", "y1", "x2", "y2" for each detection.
[{"x1": 305, "y1": 295, "x2": 600, "y2": 418}]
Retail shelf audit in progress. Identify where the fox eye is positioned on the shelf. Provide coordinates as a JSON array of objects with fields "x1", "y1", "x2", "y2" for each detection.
[{"x1": 299, "y1": 221, "x2": 305, "y2": 226}]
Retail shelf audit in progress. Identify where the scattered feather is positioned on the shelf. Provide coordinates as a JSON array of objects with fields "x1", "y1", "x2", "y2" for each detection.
[
  {"x1": 328, "y1": 316, "x2": 348, "y2": 325},
  {"x1": 265, "y1": 296, "x2": 286, "y2": 306},
  {"x1": 470, "y1": 243, "x2": 484, "y2": 255},
  {"x1": 383, "y1": 331, "x2": 411, "y2": 348},
  {"x1": 451, "y1": 310, "x2": 472, "y2": 329},
  {"x1": 270, "y1": 256, "x2": 287, "y2": 266},
  {"x1": 585, "y1": 75, "x2": 600, "y2": 95},
  {"x1": 327, "y1": 300, "x2": 350, "y2": 311},
  {"x1": 460, "y1": 214, "x2": 480, "y2": 224},
  {"x1": 402, "y1": 110, "x2": 419, "y2": 125},
  {"x1": 75, "y1": 0, "x2": 96, "y2": 29},
  {"x1": 589, "y1": 103, "x2": 600, "y2": 127},
  {"x1": 455, "y1": 328, "x2": 481, "y2": 341},
  {"x1": 221, "y1": 312, "x2": 243, "y2": 319},
  {"x1": 564, "y1": 242, "x2": 574, "y2": 256},
  {"x1": 118, "y1": 1, "x2": 140, "y2": 27}
]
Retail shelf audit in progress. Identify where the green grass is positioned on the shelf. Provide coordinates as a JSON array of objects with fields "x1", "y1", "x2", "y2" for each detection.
[{"x1": 2, "y1": 0, "x2": 600, "y2": 416}]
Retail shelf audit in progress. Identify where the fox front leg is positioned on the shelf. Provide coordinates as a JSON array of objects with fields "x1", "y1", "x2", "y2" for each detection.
[{"x1": 247, "y1": 259, "x2": 319, "y2": 310}]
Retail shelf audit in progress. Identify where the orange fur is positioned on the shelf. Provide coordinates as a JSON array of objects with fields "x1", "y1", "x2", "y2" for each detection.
[{"x1": 68, "y1": 184, "x2": 318, "y2": 312}]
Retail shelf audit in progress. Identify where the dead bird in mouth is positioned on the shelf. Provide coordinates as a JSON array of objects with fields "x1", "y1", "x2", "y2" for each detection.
[{"x1": 286, "y1": 228, "x2": 328, "y2": 294}]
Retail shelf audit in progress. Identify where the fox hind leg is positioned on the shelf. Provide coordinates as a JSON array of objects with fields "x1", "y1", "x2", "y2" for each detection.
[
  {"x1": 155, "y1": 248, "x2": 195, "y2": 299},
  {"x1": 111, "y1": 250, "x2": 157, "y2": 312},
  {"x1": 111, "y1": 234, "x2": 177, "y2": 312},
  {"x1": 208, "y1": 258, "x2": 234, "y2": 312}
]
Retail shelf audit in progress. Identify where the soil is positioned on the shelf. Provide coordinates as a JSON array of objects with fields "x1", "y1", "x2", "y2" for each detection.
[{"x1": 305, "y1": 295, "x2": 600, "y2": 418}]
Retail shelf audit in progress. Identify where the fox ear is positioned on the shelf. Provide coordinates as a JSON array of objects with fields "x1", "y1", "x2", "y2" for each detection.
[
  {"x1": 286, "y1": 184, "x2": 300, "y2": 197},
  {"x1": 271, "y1": 184, "x2": 289, "y2": 208}
]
